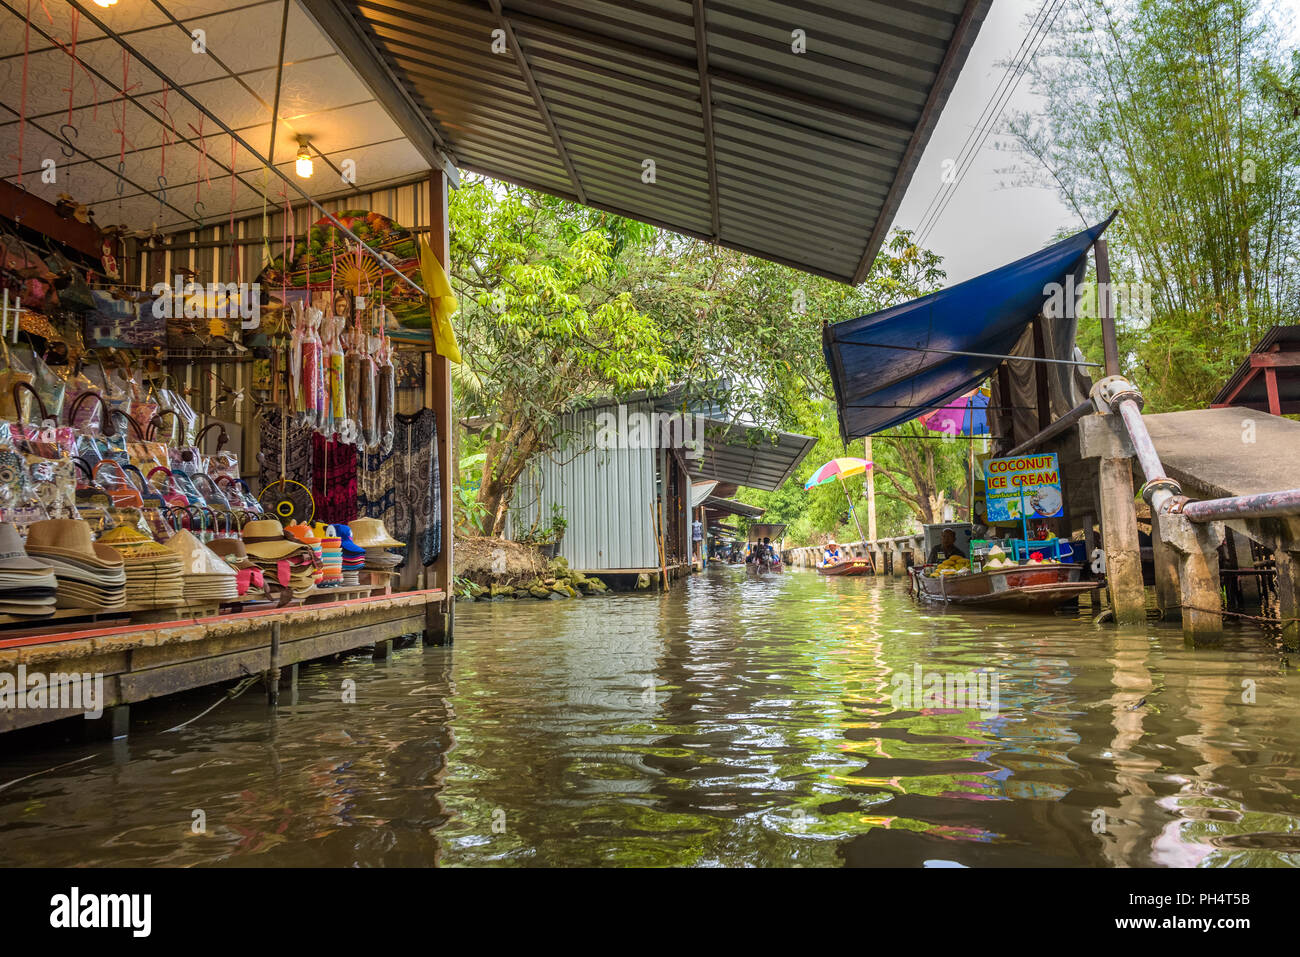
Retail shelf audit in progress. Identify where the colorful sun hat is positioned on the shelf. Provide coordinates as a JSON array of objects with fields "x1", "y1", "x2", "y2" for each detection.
[
  {"x1": 349, "y1": 517, "x2": 404, "y2": 548},
  {"x1": 285, "y1": 522, "x2": 321, "y2": 545},
  {"x1": 25, "y1": 519, "x2": 126, "y2": 569},
  {"x1": 331, "y1": 523, "x2": 367, "y2": 557}
]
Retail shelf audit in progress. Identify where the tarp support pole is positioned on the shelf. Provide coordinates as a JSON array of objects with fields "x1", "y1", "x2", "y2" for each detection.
[
  {"x1": 424, "y1": 168, "x2": 454, "y2": 644},
  {"x1": 1095, "y1": 239, "x2": 1121, "y2": 377}
]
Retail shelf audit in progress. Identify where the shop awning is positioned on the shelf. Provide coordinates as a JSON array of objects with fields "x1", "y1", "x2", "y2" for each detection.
[
  {"x1": 688, "y1": 417, "x2": 816, "y2": 492},
  {"x1": 300, "y1": 0, "x2": 992, "y2": 283},
  {"x1": 823, "y1": 217, "x2": 1114, "y2": 440},
  {"x1": 702, "y1": 496, "x2": 764, "y2": 520}
]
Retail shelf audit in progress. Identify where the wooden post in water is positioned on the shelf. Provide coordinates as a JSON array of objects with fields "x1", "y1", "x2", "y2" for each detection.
[
  {"x1": 1150, "y1": 517, "x2": 1181, "y2": 621},
  {"x1": 1097, "y1": 457, "x2": 1146, "y2": 624},
  {"x1": 1155, "y1": 512, "x2": 1224, "y2": 642}
]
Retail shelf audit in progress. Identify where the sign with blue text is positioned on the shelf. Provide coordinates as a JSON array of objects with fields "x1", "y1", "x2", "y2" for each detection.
[{"x1": 982, "y1": 453, "x2": 1064, "y2": 522}]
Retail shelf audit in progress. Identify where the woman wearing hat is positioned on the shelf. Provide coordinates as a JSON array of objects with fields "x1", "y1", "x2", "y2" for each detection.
[{"x1": 821, "y1": 538, "x2": 842, "y2": 568}]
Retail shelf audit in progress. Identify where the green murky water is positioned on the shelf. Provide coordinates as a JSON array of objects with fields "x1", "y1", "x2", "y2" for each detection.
[{"x1": 1, "y1": 567, "x2": 1298, "y2": 866}]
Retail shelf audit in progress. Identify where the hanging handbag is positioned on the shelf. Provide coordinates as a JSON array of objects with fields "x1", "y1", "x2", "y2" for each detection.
[{"x1": 11, "y1": 382, "x2": 74, "y2": 459}]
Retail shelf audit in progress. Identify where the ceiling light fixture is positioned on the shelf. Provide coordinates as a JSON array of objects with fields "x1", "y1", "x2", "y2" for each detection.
[
  {"x1": 295, "y1": 136, "x2": 314, "y2": 179},
  {"x1": 93, "y1": 0, "x2": 119, "y2": 7}
]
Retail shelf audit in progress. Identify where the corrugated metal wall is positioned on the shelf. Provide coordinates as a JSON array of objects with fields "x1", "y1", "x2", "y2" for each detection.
[{"x1": 510, "y1": 402, "x2": 659, "y2": 571}]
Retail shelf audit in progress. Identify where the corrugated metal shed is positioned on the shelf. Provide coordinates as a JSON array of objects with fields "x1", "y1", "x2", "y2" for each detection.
[
  {"x1": 302, "y1": 0, "x2": 992, "y2": 283},
  {"x1": 689, "y1": 415, "x2": 817, "y2": 490},
  {"x1": 510, "y1": 400, "x2": 661, "y2": 570}
]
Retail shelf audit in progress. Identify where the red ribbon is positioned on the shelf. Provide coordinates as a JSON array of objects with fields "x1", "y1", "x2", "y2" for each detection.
[
  {"x1": 151, "y1": 82, "x2": 175, "y2": 176},
  {"x1": 114, "y1": 50, "x2": 141, "y2": 166},
  {"x1": 54, "y1": 10, "x2": 99, "y2": 125},
  {"x1": 187, "y1": 116, "x2": 212, "y2": 204}
]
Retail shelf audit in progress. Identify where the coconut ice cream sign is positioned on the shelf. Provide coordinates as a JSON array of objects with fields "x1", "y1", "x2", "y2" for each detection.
[{"x1": 982, "y1": 453, "x2": 1064, "y2": 522}]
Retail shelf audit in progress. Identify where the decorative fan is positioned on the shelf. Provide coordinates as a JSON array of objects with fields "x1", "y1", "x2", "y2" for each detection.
[{"x1": 259, "y1": 478, "x2": 315, "y2": 525}]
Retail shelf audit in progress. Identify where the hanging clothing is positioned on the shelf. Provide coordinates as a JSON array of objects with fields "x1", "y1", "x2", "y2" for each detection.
[
  {"x1": 258, "y1": 408, "x2": 314, "y2": 492},
  {"x1": 357, "y1": 407, "x2": 441, "y2": 584},
  {"x1": 312, "y1": 435, "x2": 358, "y2": 525}
]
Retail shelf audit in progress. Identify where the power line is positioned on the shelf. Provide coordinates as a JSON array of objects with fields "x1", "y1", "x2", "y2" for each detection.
[
  {"x1": 910, "y1": 0, "x2": 1055, "y2": 239},
  {"x1": 916, "y1": 0, "x2": 1069, "y2": 248}
]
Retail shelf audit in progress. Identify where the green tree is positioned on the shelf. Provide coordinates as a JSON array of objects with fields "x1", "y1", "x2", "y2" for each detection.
[
  {"x1": 449, "y1": 180, "x2": 671, "y2": 534},
  {"x1": 1005, "y1": 0, "x2": 1300, "y2": 409}
]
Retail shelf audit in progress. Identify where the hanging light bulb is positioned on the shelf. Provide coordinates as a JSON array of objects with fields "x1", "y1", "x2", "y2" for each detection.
[
  {"x1": 93, "y1": 0, "x2": 119, "y2": 8},
  {"x1": 295, "y1": 136, "x2": 314, "y2": 179}
]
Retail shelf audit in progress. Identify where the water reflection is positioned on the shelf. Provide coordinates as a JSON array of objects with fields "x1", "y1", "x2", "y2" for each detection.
[{"x1": 0, "y1": 568, "x2": 1297, "y2": 867}]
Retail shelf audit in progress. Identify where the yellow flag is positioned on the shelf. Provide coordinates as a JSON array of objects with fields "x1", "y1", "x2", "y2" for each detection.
[{"x1": 419, "y1": 236, "x2": 462, "y2": 364}]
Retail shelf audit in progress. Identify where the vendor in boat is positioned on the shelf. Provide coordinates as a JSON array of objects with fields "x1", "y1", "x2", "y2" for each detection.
[
  {"x1": 927, "y1": 528, "x2": 967, "y2": 565},
  {"x1": 821, "y1": 538, "x2": 842, "y2": 566}
]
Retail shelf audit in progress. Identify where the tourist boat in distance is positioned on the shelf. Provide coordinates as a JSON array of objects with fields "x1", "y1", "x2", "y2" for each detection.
[
  {"x1": 745, "y1": 523, "x2": 786, "y2": 575},
  {"x1": 909, "y1": 562, "x2": 1099, "y2": 612},
  {"x1": 816, "y1": 557, "x2": 874, "y2": 577}
]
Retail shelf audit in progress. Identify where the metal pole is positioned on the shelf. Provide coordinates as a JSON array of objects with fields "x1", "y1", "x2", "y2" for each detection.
[
  {"x1": 1003, "y1": 401, "x2": 1093, "y2": 456},
  {"x1": 1095, "y1": 239, "x2": 1121, "y2": 377},
  {"x1": 840, "y1": 476, "x2": 868, "y2": 551},
  {"x1": 1182, "y1": 488, "x2": 1300, "y2": 523}
]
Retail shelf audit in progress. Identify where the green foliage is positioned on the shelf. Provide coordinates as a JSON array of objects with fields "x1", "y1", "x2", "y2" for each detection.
[{"x1": 1005, "y1": 0, "x2": 1300, "y2": 410}]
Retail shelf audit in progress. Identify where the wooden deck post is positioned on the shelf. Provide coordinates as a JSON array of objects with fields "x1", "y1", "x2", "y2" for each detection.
[
  {"x1": 1150, "y1": 517, "x2": 1181, "y2": 621},
  {"x1": 427, "y1": 168, "x2": 455, "y2": 644},
  {"x1": 1273, "y1": 523, "x2": 1300, "y2": 650},
  {"x1": 1155, "y1": 512, "x2": 1224, "y2": 642},
  {"x1": 1097, "y1": 456, "x2": 1146, "y2": 624}
]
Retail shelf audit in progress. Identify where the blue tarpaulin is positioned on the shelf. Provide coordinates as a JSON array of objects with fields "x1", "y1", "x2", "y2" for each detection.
[{"x1": 823, "y1": 216, "x2": 1114, "y2": 440}]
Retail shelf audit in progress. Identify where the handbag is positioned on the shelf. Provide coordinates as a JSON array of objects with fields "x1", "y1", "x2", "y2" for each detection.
[
  {"x1": 0, "y1": 337, "x2": 34, "y2": 420},
  {"x1": 11, "y1": 382, "x2": 75, "y2": 460}
]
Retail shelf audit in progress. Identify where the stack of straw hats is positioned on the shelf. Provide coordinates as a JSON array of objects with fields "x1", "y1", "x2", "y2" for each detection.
[
  {"x1": 285, "y1": 523, "x2": 325, "y2": 586},
  {"x1": 165, "y1": 530, "x2": 239, "y2": 603},
  {"x1": 241, "y1": 519, "x2": 319, "y2": 599},
  {"x1": 207, "y1": 538, "x2": 268, "y2": 601},
  {"x1": 99, "y1": 524, "x2": 184, "y2": 608},
  {"x1": 334, "y1": 524, "x2": 366, "y2": 585},
  {"x1": 25, "y1": 518, "x2": 126, "y2": 611},
  {"x1": 311, "y1": 523, "x2": 344, "y2": 587},
  {"x1": 350, "y1": 517, "x2": 404, "y2": 573},
  {"x1": 0, "y1": 522, "x2": 57, "y2": 617}
]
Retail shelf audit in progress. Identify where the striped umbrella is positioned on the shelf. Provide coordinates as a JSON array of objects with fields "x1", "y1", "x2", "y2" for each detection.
[{"x1": 804, "y1": 457, "x2": 873, "y2": 558}]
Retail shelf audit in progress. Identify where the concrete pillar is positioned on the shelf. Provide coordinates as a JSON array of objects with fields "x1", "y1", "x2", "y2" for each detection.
[
  {"x1": 1156, "y1": 512, "x2": 1224, "y2": 643},
  {"x1": 424, "y1": 601, "x2": 448, "y2": 646},
  {"x1": 373, "y1": 638, "x2": 393, "y2": 660},
  {"x1": 1098, "y1": 457, "x2": 1146, "y2": 624},
  {"x1": 1149, "y1": 516, "x2": 1181, "y2": 621},
  {"x1": 891, "y1": 544, "x2": 905, "y2": 577}
]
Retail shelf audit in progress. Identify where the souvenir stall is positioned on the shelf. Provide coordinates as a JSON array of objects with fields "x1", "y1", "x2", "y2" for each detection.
[{"x1": 0, "y1": 0, "x2": 456, "y2": 736}]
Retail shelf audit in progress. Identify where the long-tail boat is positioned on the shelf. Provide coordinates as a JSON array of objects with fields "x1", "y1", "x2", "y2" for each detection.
[
  {"x1": 909, "y1": 562, "x2": 1098, "y2": 612},
  {"x1": 816, "y1": 557, "x2": 874, "y2": 577}
]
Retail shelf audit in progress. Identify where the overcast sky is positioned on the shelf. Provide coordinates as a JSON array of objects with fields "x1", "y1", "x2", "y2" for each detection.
[{"x1": 893, "y1": 0, "x2": 1300, "y2": 284}]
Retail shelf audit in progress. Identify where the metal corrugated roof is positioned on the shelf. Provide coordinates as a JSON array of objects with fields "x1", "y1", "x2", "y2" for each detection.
[
  {"x1": 688, "y1": 415, "x2": 816, "y2": 491},
  {"x1": 302, "y1": 0, "x2": 991, "y2": 283}
]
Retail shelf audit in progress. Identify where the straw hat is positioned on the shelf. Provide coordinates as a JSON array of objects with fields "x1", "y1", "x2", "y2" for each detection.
[
  {"x1": 99, "y1": 524, "x2": 154, "y2": 548},
  {"x1": 0, "y1": 522, "x2": 54, "y2": 573},
  {"x1": 165, "y1": 530, "x2": 237, "y2": 577},
  {"x1": 207, "y1": 537, "x2": 249, "y2": 562},
  {"x1": 349, "y1": 517, "x2": 404, "y2": 548},
  {"x1": 25, "y1": 519, "x2": 125, "y2": 569},
  {"x1": 241, "y1": 519, "x2": 309, "y2": 561}
]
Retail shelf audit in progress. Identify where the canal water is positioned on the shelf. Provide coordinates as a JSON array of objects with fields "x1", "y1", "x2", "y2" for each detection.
[{"x1": 1, "y1": 567, "x2": 1298, "y2": 867}]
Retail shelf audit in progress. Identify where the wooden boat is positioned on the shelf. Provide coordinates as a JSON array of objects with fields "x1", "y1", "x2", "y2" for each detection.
[
  {"x1": 910, "y1": 562, "x2": 1098, "y2": 612},
  {"x1": 816, "y1": 557, "x2": 873, "y2": 576}
]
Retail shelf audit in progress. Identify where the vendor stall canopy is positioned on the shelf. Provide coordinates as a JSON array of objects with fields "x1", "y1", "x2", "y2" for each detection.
[
  {"x1": 822, "y1": 216, "x2": 1115, "y2": 441},
  {"x1": 299, "y1": 0, "x2": 993, "y2": 283},
  {"x1": 0, "y1": 0, "x2": 438, "y2": 231}
]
